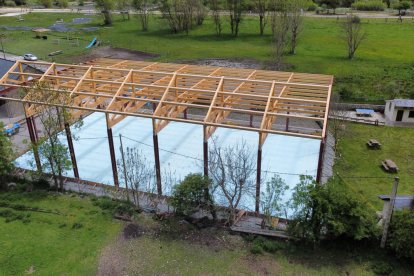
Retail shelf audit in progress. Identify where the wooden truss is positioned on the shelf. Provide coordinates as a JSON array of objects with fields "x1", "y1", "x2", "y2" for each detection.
[{"x1": 0, "y1": 58, "x2": 333, "y2": 147}]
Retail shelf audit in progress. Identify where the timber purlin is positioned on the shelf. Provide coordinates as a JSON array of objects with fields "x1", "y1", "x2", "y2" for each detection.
[{"x1": 0, "y1": 58, "x2": 333, "y2": 147}]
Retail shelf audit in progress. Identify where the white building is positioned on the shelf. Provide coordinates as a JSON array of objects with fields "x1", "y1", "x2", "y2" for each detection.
[{"x1": 385, "y1": 99, "x2": 414, "y2": 125}]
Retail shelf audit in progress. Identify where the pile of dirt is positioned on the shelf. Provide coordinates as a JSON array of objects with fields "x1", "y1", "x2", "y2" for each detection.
[
  {"x1": 74, "y1": 46, "x2": 159, "y2": 63},
  {"x1": 123, "y1": 223, "x2": 142, "y2": 239}
]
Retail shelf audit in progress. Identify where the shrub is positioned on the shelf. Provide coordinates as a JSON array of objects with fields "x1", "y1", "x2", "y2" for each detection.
[
  {"x1": 5, "y1": 0, "x2": 16, "y2": 6},
  {"x1": 57, "y1": 0, "x2": 68, "y2": 8},
  {"x1": 72, "y1": 222, "x2": 83, "y2": 229},
  {"x1": 388, "y1": 210, "x2": 414, "y2": 261},
  {"x1": 32, "y1": 178, "x2": 50, "y2": 190},
  {"x1": 250, "y1": 244, "x2": 263, "y2": 254},
  {"x1": 170, "y1": 173, "x2": 213, "y2": 216},
  {"x1": 92, "y1": 196, "x2": 134, "y2": 216},
  {"x1": 352, "y1": 0, "x2": 385, "y2": 11},
  {"x1": 288, "y1": 176, "x2": 379, "y2": 244},
  {"x1": 38, "y1": 0, "x2": 52, "y2": 7}
]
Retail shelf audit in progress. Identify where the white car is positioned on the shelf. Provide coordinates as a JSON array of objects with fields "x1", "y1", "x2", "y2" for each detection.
[{"x1": 23, "y1": 53, "x2": 38, "y2": 61}]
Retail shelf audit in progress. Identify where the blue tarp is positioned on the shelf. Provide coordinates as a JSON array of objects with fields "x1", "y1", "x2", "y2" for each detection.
[{"x1": 356, "y1": 108, "x2": 374, "y2": 114}]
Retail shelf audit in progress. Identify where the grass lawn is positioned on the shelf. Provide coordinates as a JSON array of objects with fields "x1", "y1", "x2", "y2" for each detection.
[
  {"x1": 1, "y1": 13, "x2": 414, "y2": 101},
  {"x1": 335, "y1": 123, "x2": 414, "y2": 209},
  {"x1": 0, "y1": 190, "x2": 121, "y2": 275}
]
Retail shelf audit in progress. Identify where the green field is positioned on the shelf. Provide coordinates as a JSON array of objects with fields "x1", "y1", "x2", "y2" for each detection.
[
  {"x1": 0, "y1": 191, "x2": 121, "y2": 275},
  {"x1": 1, "y1": 13, "x2": 414, "y2": 101},
  {"x1": 335, "y1": 123, "x2": 414, "y2": 209},
  {"x1": 1, "y1": 191, "x2": 413, "y2": 275}
]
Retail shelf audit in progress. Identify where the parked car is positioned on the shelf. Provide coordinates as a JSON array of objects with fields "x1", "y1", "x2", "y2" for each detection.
[{"x1": 23, "y1": 53, "x2": 38, "y2": 61}]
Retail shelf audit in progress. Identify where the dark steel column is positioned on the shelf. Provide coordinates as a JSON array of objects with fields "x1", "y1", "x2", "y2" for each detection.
[
  {"x1": 203, "y1": 140, "x2": 208, "y2": 177},
  {"x1": 65, "y1": 123, "x2": 79, "y2": 179},
  {"x1": 183, "y1": 109, "x2": 188, "y2": 119},
  {"x1": 107, "y1": 128, "x2": 119, "y2": 187},
  {"x1": 26, "y1": 116, "x2": 42, "y2": 172},
  {"x1": 285, "y1": 106, "x2": 290, "y2": 131},
  {"x1": 249, "y1": 114, "x2": 253, "y2": 127},
  {"x1": 153, "y1": 134, "x2": 162, "y2": 195},
  {"x1": 31, "y1": 116, "x2": 39, "y2": 142},
  {"x1": 316, "y1": 138, "x2": 326, "y2": 184},
  {"x1": 256, "y1": 147, "x2": 262, "y2": 214}
]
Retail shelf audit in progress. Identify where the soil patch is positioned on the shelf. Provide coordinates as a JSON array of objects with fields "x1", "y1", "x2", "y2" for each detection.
[
  {"x1": 74, "y1": 46, "x2": 159, "y2": 63},
  {"x1": 123, "y1": 223, "x2": 142, "y2": 239},
  {"x1": 179, "y1": 58, "x2": 263, "y2": 70}
]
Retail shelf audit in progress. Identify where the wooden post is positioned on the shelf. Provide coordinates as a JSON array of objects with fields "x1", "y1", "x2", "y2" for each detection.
[
  {"x1": 31, "y1": 116, "x2": 39, "y2": 142},
  {"x1": 64, "y1": 123, "x2": 79, "y2": 179},
  {"x1": 153, "y1": 133, "x2": 162, "y2": 195},
  {"x1": 26, "y1": 116, "x2": 42, "y2": 172},
  {"x1": 107, "y1": 128, "x2": 119, "y2": 187},
  {"x1": 380, "y1": 177, "x2": 399, "y2": 248},
  {"x1": 316, "y1": 138, "x2": 326, "y2": 183},
  {"x1": 119, "y1": 134, "x2": 131, "y2": 202},
  {"x1": 183, "y1": 109, "x2": 188, "y2": 119},
  {"x1": 256, "y1": 145, "x2": 262, "y2": 214}
]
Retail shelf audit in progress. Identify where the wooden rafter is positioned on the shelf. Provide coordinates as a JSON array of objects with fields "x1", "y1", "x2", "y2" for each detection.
[{"x1": 0, "y1": 59, "x2": 334, "y2": 142}]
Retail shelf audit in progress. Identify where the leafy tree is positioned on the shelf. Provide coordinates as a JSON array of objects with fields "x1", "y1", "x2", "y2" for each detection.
[
  {"x1": 288, "y1": 176, "x2": 378, "y2": 244},
  {"x1": 388, "y1": 210, "x2": 414, "y2": 261},
  {"x1": 0, "y1": 122, "x2": 14, "y2": 186},
  {"x1": 288, "y1": 0, "x2": 307, "y2": 55},
  {"x1": 160, "y1": 0, "x2": 193, "y2": 34},
  {"x1": 392, "y1": 0, "x2": 411, "y2": 15},
  {"x1": 24, "y1": 82, "x2": 81, "y2": 191},
  {"x1": 253, "y1": 0, "x2": 268, "y2": 35},
  {"x1": 270, "y1": 0, "x2": 290, "y2": 69},
  {"x1": 170, "y1": 173, "x2": 214, "y2": 216},
  {"x1": 260, "y1": 174, "x2": 288, "y2": 228},
  {"x1": 316, "y1": 0, "x2": 340, "y2": 13},
  {"x1": 96, "y1": 0, "x2": 115, "y2": 25}
]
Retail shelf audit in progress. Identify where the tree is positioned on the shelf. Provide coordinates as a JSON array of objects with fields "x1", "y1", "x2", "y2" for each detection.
[
  {"x1": 170, "y1": 173, "x2": 214, "y2": 216},
  {"x1": 288, "y1": 176, "x2": 378, "y2": 244},
  {"x1": 117, "y1": 0, "x2": 131, "y2": 20},
  {"x1": 260, "y1": 174, "x2": 288, "y2": 228},
  {"x1": 316, "y1": 0, "x2": 340, "y2": 13},
  {"x1": 160, "y1": 0, "x2": 193, "y2": 34},
  {"x1": 193, "y1": 0, "x2": 207, "y2": 26},
  {"x1": 388, "y1": 210, "x2": 414, "y2": 261},
  {"x1": 0, "y1": 122, "x2": 14, "y2": 187},
  {"x1": 288, "y1": 0, "x2": 306, "y2": 54},
  {"x1": 133, "y1": 0, "x2": 152, "y2": 31},
  {"x1": 95, "y1": 0, "x2": 115, "y2": 25},
  {"x1": 270, "y1": 0, "x2": 290, "y2": 69},
  {"x1": 210, "y1": 0, "x2": 223, "y2": 35},
  {"x1": 117, "y1": 146, "x2": 154, "y2": 207},
  {"x1": 227, "y1": 0, "x2": 245, "y2": 36},
  {"x1": 24, "y1": 82, "x2": 80, "y2": 191},
  {"x1": 208, "y1": 139, "x2": 256, "y2": 224},
  {"x1": 392, "y1": 0, "x2": 411, "y2": 16},
  {"x1": 340, "y1": 15, "x2": 366, "y2": 60},
  {"x1": 253, "y1": 0, "x2": 268, "y2": 35}
]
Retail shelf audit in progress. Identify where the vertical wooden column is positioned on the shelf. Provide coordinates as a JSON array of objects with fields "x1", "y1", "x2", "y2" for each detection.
[
  {"x1": 256, "y1": 135, "x2": 263, "y2": 214},
  {"x1": 153, "y1": 132, "x2": 162, "y2": 195},
  {"x1": 203, "y1": 126, "x2": 208, "y2": 177},
  {"x1": 64, "y1": 123, "x2": 79, "y2": 179},
  {"x1": 316, "y1": 137, "x2": 326, "y2": 183},
  {"x1": 107, "y1": 128, "x2": 119, "y2": 187},
  {"x1": 31, "y1": 116, "x2": 39, "y2": 142},
  {"x1": 26, "y1": 116, "x2": 42, "y2": 172}
]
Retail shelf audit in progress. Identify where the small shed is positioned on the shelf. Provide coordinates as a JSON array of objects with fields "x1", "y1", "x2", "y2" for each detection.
[
  {"x1": 32, "y1": 28, "x2": 51, "y2": 39},
  {"x1": 379, "y1": 195, "x2": 414, "y2": 219},
  {"x1": 385, "y1": 99, "x2": 414, "y2": 124}
]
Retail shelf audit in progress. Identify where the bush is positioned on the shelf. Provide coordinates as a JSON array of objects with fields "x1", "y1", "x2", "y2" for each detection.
[
  {"x1": 92, "y1": 196, "x2": 134, "y2": 216},
  {"x1": 388, "y1": 210, "x2": 414, "y2": 261},
  {"x1": 250, "y1": 244, "x2": 263, "y2": 254},
  {"x1": 5, "y1": 0, "x2": 16, "y2": 6},
  {"x1": 38, "y1": 0, "x2": 52, "y2": 7},
  {"x1": 170, "y1": 173, "x2": 213, "y2": 216},
  {"x1": 57, "y1": 0, "x2": 68, "y2": 7},
  {"x1": 288, "y1": 177, "x2": 379, "y2": 244},
  {"x1": 32, "y1": 178, "x2": 50, "y2": 190},
  {"x1": 352, "y1": 0, "x2": 385, "y2": 11}
]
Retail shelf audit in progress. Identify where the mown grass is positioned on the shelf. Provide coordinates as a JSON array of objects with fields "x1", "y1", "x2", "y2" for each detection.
[
  {"x1": 335, "y1": 123, "x2": 414, "y2": 209},
  {"x1": 1, "y1": 13, "x2": 414, "y2": 101},
  {"x1": 0, "y1": 191, "x2": 121, "y2": 275}
]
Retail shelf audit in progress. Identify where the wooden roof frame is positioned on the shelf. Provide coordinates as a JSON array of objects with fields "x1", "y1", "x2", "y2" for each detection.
[{"x1": 0, "y1": 58, "x2": 333, "y2": 147}]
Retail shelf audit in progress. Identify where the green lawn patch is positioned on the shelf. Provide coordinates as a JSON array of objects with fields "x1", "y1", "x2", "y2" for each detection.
[
  {"x1": 0, "y1": 191, "x2": 121, "y2": 275},
  {"x1": 335, "y1": 123, "x2": 414, "y2": 209}
]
